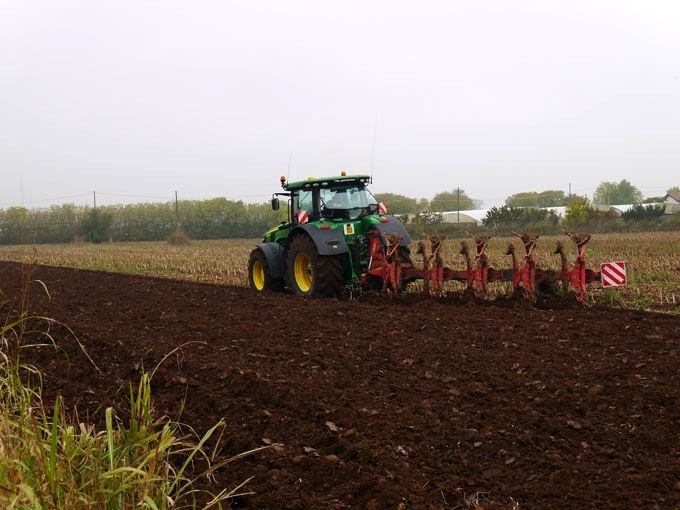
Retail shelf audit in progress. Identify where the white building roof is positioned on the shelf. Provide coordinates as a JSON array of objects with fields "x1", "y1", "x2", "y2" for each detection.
[{"x1": 439, "y1": 209, "x2": 490, "y2": 224}]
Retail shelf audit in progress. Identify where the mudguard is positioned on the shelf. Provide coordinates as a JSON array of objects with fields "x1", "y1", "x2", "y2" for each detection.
[
  {"x1": 290, "y1": 224, "x2": 350, "y2": 256},
  {"x1": 256, "y1": 242, "x2": 285, "y2": 278},
  {"x1": 372, "y1": 217, "x2": 411, "y2": 246}
]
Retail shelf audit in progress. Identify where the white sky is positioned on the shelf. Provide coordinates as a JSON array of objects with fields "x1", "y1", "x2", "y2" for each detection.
[{"x1": 1, "y1": 0, "x2": 679, "y2": 208}]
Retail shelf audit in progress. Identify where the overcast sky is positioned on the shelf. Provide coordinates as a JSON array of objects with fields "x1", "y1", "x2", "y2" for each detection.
[{"x1": 1, "y1": 0, "x2": 679, "y2": 208}]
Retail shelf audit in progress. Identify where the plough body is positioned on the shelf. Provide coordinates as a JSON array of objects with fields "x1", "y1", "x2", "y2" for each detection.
[{"x1": 364, "y1": 231, "x2": 602, "y2": 303}]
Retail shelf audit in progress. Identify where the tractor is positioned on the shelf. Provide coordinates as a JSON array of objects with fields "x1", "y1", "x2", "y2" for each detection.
[
  {"x1": 248, "y1": 172, "x2": 412, "y2": 297},
  {"x1": 248, "y1": 172, "x2": 608, "y2": 302}
]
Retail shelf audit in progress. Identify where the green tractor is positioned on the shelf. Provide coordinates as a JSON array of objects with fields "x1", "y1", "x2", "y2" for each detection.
[{"x1": 248, "y1": 172, "x2": 413, "y2": 297}]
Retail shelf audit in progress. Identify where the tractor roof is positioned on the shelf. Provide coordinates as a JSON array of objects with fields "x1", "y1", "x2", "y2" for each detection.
[{"x1": 283, "y1": 174, "x2": 371, "y2": 191}]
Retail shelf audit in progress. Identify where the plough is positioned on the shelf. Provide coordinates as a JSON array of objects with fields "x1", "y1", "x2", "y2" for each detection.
[{"x1": 373, "y1": 231, "x2": 602, "y2": 303}]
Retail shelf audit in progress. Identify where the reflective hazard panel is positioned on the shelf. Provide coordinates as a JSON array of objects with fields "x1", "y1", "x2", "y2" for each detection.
[
  {"x1": 600, "y1": 261, "x2": 627, "y2": 287},
  {"x1": 343, "y1": 223, "x2": 355, "y2": 235},
  {"x1": 379, "y1": 202, "x2": 388, "y2": 214},
  {"x1": 296, "y1": 210, "x2": 309, "y2": 224}
]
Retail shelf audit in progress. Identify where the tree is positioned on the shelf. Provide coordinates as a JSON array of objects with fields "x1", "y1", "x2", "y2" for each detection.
[
  {"x1": 483, "y1": 206, "x2": 558, "y2": 228},
  {"x1": 415, "y1": 198, "x2": 430, "y2": 214},
  {"x1": 0, "y1": 207, "x2": 30, "y2": 244},
  {"x1": 505, "y1": 190, "x2": 566, "y2": 208},
  {"x1": 668, "y1": 186, "x2": 680, "y2": 195},
  {"x1": 593, "y1": 180, "x2": 642, "y2": 205},
  {"x1": 80, "y1": 208, "x2": 113, "y2": 243},
  {"x1": 643, "y1": 196, "x2": 665, "y2": 204},
  {"x1": 411, "y1": 212, "x2": 443, "y2": 225},
  {"x1": 429, "y1": 189, "x2": 474, "y2": 212},
  {"x1": 621, "y1": 204, "x2": 665, "y2": 221},
  {"x1": 564, "y1": 195, "x2": 593, "y2": 225},
  {"x1": 373, "y1": 193, "x2": 418, "y2": 215},
  {"x1": 505, "y1": 192, "x2": 538, "y2": 208},
  {"x1": 537, "y1": 190, "x2": 566, "y2": 207}
]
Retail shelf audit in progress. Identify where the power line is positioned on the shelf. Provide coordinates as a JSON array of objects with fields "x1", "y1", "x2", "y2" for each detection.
[
  {"x1": 0, "y1": 193, "x2": 91, "y2": 208},
  {"x1": 98, "y1": 192, "x2": 171, "y2": 199}
]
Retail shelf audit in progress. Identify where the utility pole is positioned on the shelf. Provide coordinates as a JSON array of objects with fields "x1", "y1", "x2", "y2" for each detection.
[
  {"x1": 93, "y1": 190, "x2": 97, "y2": 209},
  {"x1": 568, "y1": 182, "x2": 571, "y2": 197},
  {"x1": 20, "y1": 177, "x2": 24, "y2": 207},
  {"x1": 175, "y1": 190, "x2": 180, "y2": 227},
  {"x1": 457, "y1": 187, "x2": 460, "y2": 224}
]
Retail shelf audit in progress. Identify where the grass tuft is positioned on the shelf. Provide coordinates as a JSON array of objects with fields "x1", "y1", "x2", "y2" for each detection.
[{"x1": 0, "y1": 314, "x2": 262, "y2": 509}]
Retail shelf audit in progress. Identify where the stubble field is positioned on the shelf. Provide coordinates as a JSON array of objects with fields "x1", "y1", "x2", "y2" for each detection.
[{"x1": 1, "y1": 231, "x2": 678, "y2": 312}]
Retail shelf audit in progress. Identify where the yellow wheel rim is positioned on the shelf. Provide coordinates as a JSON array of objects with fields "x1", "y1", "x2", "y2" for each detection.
[
  {"x1": 294, "y1": 253, "x2": 313, "y2": 292},
  {"x1": 252, "y1": 261, "x2": 266, "y2": 290}
]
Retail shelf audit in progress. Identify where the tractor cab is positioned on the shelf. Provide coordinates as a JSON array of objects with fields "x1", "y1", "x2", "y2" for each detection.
[{"x1": 280, "y1": 174, "x2": 378, "y2": 224}]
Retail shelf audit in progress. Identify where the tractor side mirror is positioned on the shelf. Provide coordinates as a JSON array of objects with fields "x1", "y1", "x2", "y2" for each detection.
[{"x1": 271, "y1": 197, "x2": 280, "y2": 211}]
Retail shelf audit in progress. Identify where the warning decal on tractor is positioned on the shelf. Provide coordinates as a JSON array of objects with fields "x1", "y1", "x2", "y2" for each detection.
[
  {"x1": 344, "y1": 223, "x2": 355, "y2": 235},
  {"x1": 600, "y1": 261, "x2": 627, "y2": 287},
  {"x1": 296, "y1": 210, "x2": 309, "y2": 224}
]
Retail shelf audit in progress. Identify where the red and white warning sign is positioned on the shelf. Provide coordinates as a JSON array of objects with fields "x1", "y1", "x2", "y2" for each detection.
[
  {"x1": 378, "y1": 202, "x2": 388, "y2": 214},
  {"x1": 600, "y1": 261, "x2": 627, "y2": 287},
  {"x1": 296, "y1": 210, "x2": 309, "y2": 224}
]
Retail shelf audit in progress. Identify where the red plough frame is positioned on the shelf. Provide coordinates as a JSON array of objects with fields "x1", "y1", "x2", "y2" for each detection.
[{"x1": 364, "y1": 231, "x2": 602, "y2": 303}]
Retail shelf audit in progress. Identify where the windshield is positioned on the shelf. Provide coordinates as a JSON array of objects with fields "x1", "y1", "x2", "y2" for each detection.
[{"x1": 319, "y1": 186, "x2": 378, "y2": 219}]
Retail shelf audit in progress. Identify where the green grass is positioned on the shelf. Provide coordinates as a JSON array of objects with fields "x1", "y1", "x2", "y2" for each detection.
[{"x1": 0, "y1": 315, "x2": 267, "y2": 509}]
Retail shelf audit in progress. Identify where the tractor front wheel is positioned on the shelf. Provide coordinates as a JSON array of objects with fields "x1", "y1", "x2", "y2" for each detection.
[
  {"x1": 248, "y1": 248, "x2": 284, "y2": 292},
  {"x1": 287, "y1": 235, "x2": 343, "y2": 297}
]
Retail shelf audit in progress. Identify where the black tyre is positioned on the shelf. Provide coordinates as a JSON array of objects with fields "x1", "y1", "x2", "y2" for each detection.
[
  {"x1": 287, "y1": 235, "x2": 343, "y2": 297},
  {"x1": 248, "y1": 248, "x2": 284, "y2": 292}
]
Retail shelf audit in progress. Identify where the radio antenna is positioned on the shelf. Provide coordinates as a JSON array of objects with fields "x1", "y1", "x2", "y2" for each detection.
[
  {"x1": 370, "y1": 118, "x2": 378, "y2": 181},
  {"x1": 287, "y1": 152, "x2": 292, "y2": 182}
]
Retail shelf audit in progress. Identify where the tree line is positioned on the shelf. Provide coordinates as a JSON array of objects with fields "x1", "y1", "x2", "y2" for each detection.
[
  {"x1": 0, "y1": 199, "x2": 284, "y2": 245},
  {"x1": 377, "y1": 181, "x2": 678, "y2": 215},
  {"x1": 1, "y1": 181, "x2": 677, "y2": 245}
]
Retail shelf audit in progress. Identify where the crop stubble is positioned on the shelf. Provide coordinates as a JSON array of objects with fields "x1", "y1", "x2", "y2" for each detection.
[{"x1": 0, "y1": 232, "x2": 678, "y2": 312}]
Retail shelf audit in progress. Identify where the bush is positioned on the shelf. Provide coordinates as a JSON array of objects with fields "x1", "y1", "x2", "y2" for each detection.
[
  {"x1": 622, "y1": 204, "x2": 666, "y2": 222},
  {"x1": 482, "y1": 206, "x2": 559, "y2": 229},
  {"x1": 167, "y1": 228, "x2": 190, "y2": 245},
  {"x1": 410, "y1": 211, "x2": 444, "y2": 225},
  {"x1": 564, "y1": 195, "x2": 594, "y2": 226},
  {"x1": 79, "y1": 208, "x2": 113, "y2": 244}
]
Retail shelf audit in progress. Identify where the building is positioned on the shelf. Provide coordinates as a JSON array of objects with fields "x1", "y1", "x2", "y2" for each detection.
[
  {"x1": 664, "y1": 192, "x2": 680, "y2": 204},
  {"x1": 664, "y1": 192, "x2": 680, "y2": 214},
  {"x1": 440, "y1": 209, "x2": 489, "y2": 225}
]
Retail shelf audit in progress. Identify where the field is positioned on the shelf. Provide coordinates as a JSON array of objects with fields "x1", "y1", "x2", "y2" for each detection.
[
  {"x1": 0, "y1": 261, "x2": 679, "y2": 508},
  {"x1": 0, "y1": 232, "x2": 679, "y2": 312},
  {"x1": 1, "y1": 232, "x2": 679, "y2": 507}
]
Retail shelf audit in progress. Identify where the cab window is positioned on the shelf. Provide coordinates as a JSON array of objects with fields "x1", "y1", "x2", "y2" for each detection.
[
  {"x1": 319, "y1": 186, "x2": 377, "y2": 219},
  {"x1": 295, "y1": 190, "x2": 314, "y2": 212}
]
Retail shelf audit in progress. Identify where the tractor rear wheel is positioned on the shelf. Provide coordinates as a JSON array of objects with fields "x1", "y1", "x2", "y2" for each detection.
[
  {"x1": 287, "y1": 235, "x2": 343, "y2": 297},
  {"x1": 248, "y1": 248, "x2": 284, "y2": 292}
]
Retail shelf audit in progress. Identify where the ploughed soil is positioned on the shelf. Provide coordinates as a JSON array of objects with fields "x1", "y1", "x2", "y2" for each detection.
[{"x1": 1, "y1": 261, "x2": 679, "y2": 509}]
